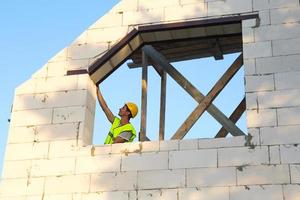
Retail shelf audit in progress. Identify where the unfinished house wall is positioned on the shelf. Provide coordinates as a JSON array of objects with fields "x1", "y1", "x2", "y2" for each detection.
[{"x1": 1, "y1": 0, "x2": 300, "y2": 199}]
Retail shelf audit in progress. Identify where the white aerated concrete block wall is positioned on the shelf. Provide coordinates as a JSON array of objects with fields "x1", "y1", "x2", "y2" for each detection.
[{"x1": 1, "y1": 0, "x2": 300, "y2": 199}]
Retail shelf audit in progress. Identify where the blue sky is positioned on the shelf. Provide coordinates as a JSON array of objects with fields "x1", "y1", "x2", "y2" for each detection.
[{"x1": 0, "y1": 1, "x2": 246, "y2": 174}]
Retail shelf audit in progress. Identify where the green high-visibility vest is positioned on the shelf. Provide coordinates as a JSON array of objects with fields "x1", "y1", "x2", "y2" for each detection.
[{"x1": 104, "y1": 117, "x2": 136, "y2": 144}]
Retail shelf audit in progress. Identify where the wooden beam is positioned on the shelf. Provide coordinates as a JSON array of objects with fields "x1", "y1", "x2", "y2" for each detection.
[
  {"x1": 171, "y1": 53, "x2": 244, "y2": 139},
  {"x1": 215, "y1": 97, "x2": 246, "y2": 138},
  {"x1": 140, "y1": 50, "x2": 148, "y2": 141},
  {"x1": 211, "y1": 39, "x2": 223, "y2": 60},
  {"x1": 128, "y1": 61, "x2": 163, "y2": 76},
  {"x1": 159, "y1": 71, "x2": 167, "y2": 140},
  {"x1": 142, "y1": 45, "x2": 245, "y2": 137}
]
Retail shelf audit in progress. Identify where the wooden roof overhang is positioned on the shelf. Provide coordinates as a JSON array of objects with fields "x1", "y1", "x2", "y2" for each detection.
[{"x1": 88, "y1": 14, "x2": 258, "y2": 85}]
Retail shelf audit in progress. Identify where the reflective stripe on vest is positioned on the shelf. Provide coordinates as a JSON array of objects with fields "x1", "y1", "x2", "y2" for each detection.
[{"x1": 104, "y1": 117, "x2": 136, "y2": 144}]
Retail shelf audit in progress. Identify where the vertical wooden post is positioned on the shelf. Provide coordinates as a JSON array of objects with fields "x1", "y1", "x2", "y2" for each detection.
[
  {"x1": 159, "y1": 71, "x2": 167, "y2": 140},
  {"x1": 140, "y1": 50, "x2": 148, "y2": 141}
]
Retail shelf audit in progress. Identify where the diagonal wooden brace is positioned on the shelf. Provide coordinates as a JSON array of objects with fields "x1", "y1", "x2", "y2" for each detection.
[
  {"x1": 171, "y1": 53, "x2": 244, "y2": 139},
  {"x1": 143, "y1": 45, "x2": 245, "y2": 138},
  {"x1": 215, "y1": 97, "x2": 246, "y2": 138}
]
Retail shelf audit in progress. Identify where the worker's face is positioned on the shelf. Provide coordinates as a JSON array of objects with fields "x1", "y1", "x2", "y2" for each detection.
[{"x1": 118, "y1": 105, "x2": 130, "y2": 117}]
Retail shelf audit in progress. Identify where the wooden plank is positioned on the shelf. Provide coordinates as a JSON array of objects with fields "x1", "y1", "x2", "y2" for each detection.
[
  {"x1": 140, "y1": 50, "x2": 148, "y2": 141},
  {"x1": 215, "y1": 97, "x2": 246, "y2": 138},
  {"x1": 142, "y1": 45, "x2": 245, "y2": 137},
  {"x1": 211, "y1": 39, "x2": 223, "y2": 60},
  {"x1": 159, "y1": 71, "x2": 167, "y2": 140},
  {"x1": 171, "y1": 52, "x2": 244, "y2": 139}
]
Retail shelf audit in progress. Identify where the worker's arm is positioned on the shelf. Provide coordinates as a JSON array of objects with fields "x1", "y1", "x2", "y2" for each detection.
[
  {"x1": 113, "y1": 136, "x2": 127, "y2": 143},
  {"x1": 96, "y1": 85, "x2": 114, "y2": 123},
  {"x1": 113, "y1": 131, "x2": 132, "y2": 144}
]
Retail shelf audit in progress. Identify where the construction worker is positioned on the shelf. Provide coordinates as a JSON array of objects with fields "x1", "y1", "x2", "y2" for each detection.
[{"x1": 96, "y1": 85, "x2": 138, "y2": 144}]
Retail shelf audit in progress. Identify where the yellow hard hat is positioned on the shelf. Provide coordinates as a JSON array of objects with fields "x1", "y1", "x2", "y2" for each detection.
[{"x1": 126, "y1": 102, "x2": 138, "y2": 118}]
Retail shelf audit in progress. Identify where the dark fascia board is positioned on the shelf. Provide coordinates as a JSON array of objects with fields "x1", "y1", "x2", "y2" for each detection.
[{"x1": 88, "y1": 13, "x2": 258, "y2": 81}]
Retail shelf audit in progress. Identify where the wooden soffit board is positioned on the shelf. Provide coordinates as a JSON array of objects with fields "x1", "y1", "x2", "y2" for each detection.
[{"x1": 88, "y1": 14, "x2": 258, "y2": 85}]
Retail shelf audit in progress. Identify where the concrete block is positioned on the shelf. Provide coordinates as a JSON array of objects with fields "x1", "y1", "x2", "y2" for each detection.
[
  {"x1": 109, "y1": 0, "x2": 138, "y2": 13},
  {"x1": 271, "y1": 7, "x2": 300, "y2": 25},
  {"x1": 87, "y1": 27, "x2": 128, "y2": 44},
  {"x1": 230, "y1": 185, "x2": 283, "y2": 200},
  {"x1": 48, "y1": 140, "x2": 78, "y2": 158},
  {"x1": 258, "y1": 89, "x2": 300, "y2": 109},
  {"x1": 90, "y1": 171, "x2": 137, "y2": 192},
  {"x1": 273, "y1": 38, "x2": 300, "y2": 56},
  {"x1": 36, "y1": 123, "x2": 80, "y2": 142},
  {"x1": 256, "y1": 55, "x2": 300, "y2": 74},
  {"x1": 5, "y1": 142, "x2": 49, "y2": 161},
  {"x1": 198, "y1": 135, "x2": 256, "y2": 149},
  {"x1": 246, "y1": 92, "x2": 257, "y2": 110},
  {"x1": 13, "y1": 90, "x2": 88, "y2": 111},
  {"x1": 179, "y1": 138, "x2": 198, "y2": 150},
  {"x1": 242, "y1": 19, "x2": 258, "y2": 28},
  {"x1": 2, "y1": 160, "x2": 32, "y2": 178},
  {"x1": 138, "y1": 169, "x2": 185, "y2": 189},
  {"x1": 66, "y1": 58, "x2": 89, "y2": 70},
  {"x1": 139, "y1": 0, "x2": 179, "y2": 10},
  {"x1": 123, "y1": 8, "x2": 164, "y2": 25},
  {"x1": 76, "y1": 154, "x2": 121, "y2": 174},
  {"x1": 181, "y1": 0, "x2": 205, "y2": 4},
  {"x1": 218, "y1": 146, "x2": 269, "y2": 167},
  {"x1": 81, "y1": 191, "x2": 130, "y2": 200},
  {"x1": 187, "y1": 167, "x2": 236, "y2": 187},
  {"x1": 110, "y1": 142, "x2": 144, "y2": 154},
  {"x1": 275, "y1": 71, "x2": 300, "y2": 90},
  {"x1": 278, "y1": 107, "x2": 300, "y2": 126},
  {"x1": 243, "y1": 41, "x2": 272, "y2": 59},
  {"x1": 0, "y1": 178, "x2": 44, "y2": 196},
  {"x1": 137, "y1": 189, "x2": 177, "y2": 200},
  {"x1": 164, "y1": 3, "x2": 207, "y2": 22},
  {"x1": 242, "y1": 28, "x2": 254, "y2": 44},
  {"x1": 247, "y1": 109, "x2": 277, "y2": 128},
  {"x1": 159, "y1": 140, "x2": 179, "y2": 151},
  {"x1": 260, "y1": 125, "x2": 300, "y2": 145},
  {"x1": 0, "y1": 178, "x2": 27, "y2": 196},
  {"x1": 67, "y1": 43, "x2": 108, "y2": 60},
  {"x1": 245, "y1": 74, "x2": 274, "y2": 92},
  {"x1": 121, "y1": 152, "x2": 168, "y2": 171},
  {"x1": 10, "y1": 109, "x2": 53, "y2": 127},
  {"x1": 178, "y1": 187, "x2": 229, "y2": 200},
  {"x1": 34, "y1": 76, "x2": 78, "y2": 93},
  {"x1": 52, "y1": 106, "x2": 86, "y2": 124},
  {"x1": 90, "y1": 13, "x2": 123, "y2": 29},
  {"x1": 44, "y1": 175, "x2": 90, "y2": 194},
  {"x1": 31, "y1": 157, "x2": 75, "y2": 177},
  {"x1": 169, "y1": 149, "x2": 217, "y2": 169},
  {"x1": 43, "y1": 194, "x2": 73, "y2": 200},
  {"x1": 15, "y1": 79, "x2": 36, "y2": 95},
  {"x1": 244, "y1": 58, "x2": 256, "y2": 75},
  {"x1": 208, "y1": 0, "x2": 252, "y2": 16},
  {"x1": 283, "y1": 185, "x2": 300, "y2": 200},
  {"x1": 280, "y1": 144, "x2": 300, "y2": 164},
  {"x1": 77, "y1": 145, "x2": 112, "y2": 156},
  {"x1": 269, "y1": 145, "x2": 281, "y2": 164},
  {"x1": 259, "y1": 10, "x2": 271, "y2": 26},
  {"x1": 253, "y1": 0, "x2": 269, "y2": 11},
  {"x1": 46, "y1": 61, "x2": 67, "y2": 77},
  {"x1": 290, "y1": 165, "x2": 300, "y2": 183},
  {"x1": 8, "y1": 126, "x2": 36, "y2": 144},
  {"x1": 140, "y1": 141, "x2": 160, "y2": 152},
  {"x1": 255, "y1": 23, "x2": 300, "y2": 42},
  {"x1": 269, "y1": 0, "x2": 300, "y2": 9},
  {"x1": 237, "y1": 165, "x2": 290, "y2": 185}
]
